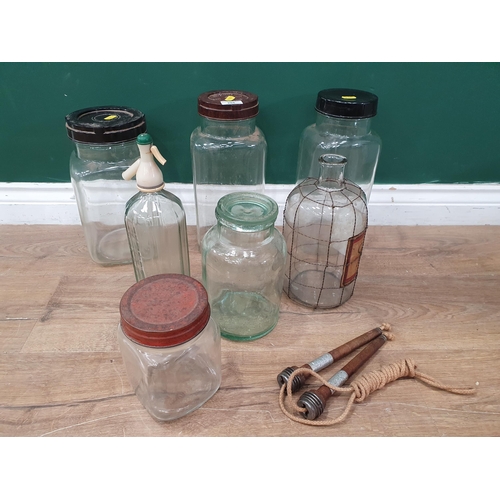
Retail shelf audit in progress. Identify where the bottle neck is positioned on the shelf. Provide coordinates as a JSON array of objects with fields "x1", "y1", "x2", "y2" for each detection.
[
  {"x1": 74, "y1": 140, "x2": 139, "y2": 161},
  {"x1": 316, "y1": 112, "x2": 372, "y2": 136},
  {"x1": 317, "y1": 156, "x2": 346, "y2": 191},
  {"x1": 200, "y1": 116, "x2": 256, "y2": 137}
]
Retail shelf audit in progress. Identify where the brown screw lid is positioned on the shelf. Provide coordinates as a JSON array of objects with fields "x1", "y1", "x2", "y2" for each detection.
[
  {"x1": 119, "y1": 274, "x2": 211, "y2": 348},
  {"x1": 197, "y1": 90, "x2": 259, "y2": 120}
]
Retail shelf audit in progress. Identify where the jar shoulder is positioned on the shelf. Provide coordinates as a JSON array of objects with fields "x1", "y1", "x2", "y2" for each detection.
[
  {"x1": 191, "y1": 126, "x2": 267, "y2": 147},
  {"x1": 300, "y1": 123, "x2": 381, "y2": 144},
  {"x1": 69, "y1": 149, "x2": 140, "y2": 175},
  {"x1": 125, "y1": 190, "x2": 185, "y2": 216},
  {"x1": 285, "y1": 182, "x2": 367, "y2": 210},
  {"x1": 202, "y1": 228, "x2": 286, "y2": 257}
]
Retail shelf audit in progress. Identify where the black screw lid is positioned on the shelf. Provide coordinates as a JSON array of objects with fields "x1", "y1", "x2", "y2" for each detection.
[
  {"x1": 315, "y1": 89, "x2": 378, "y2": 119},
  {"x1": 65, "y1": 106, "x2": 147, "y2": 144}
]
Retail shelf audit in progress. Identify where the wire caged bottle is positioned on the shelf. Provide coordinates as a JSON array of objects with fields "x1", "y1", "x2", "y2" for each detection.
[{"x1": 283, "y1": 154, "x2": 368, "y2": 309}]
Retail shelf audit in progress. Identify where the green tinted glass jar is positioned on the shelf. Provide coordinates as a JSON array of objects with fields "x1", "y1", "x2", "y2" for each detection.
[{"x1": 201, "y1": 192, "x2": 286, "y2": 341}]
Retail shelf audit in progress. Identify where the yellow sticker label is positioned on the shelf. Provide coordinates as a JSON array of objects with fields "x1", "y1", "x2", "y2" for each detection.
[
  {"x1": 104, "y1": 114, "x2": 118, "y2": 120},
  {"x1": 341, "y1": 95, "x2": 357, "y2": 100},
  {"x1": 225, "y1": 96, "x2": 236, "y2": 101}
]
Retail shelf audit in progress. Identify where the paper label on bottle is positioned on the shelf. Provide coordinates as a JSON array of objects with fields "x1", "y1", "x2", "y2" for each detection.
[
  {"x1": 340, "y1": 230, "x2": 366, "y2": 287},
  {"x1": 220, "y1": 100, "x2": 244, "y2": 105}
]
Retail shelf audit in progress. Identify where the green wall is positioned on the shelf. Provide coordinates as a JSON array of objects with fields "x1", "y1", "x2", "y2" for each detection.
[{"x1": 0, "y1": 62, "x2": 498, "y2": 184}]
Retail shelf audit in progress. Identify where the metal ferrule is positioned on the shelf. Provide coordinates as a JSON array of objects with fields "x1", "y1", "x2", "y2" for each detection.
[
  {"x1": 308, "y1": 353, "x2": 334, "y2": 372},
  {"x1": 297, "y1": 391, "x2": 325, "y2": 420},
  {"x1": 327, "y1": 370, "x2": 349, "y2": 388},
  {"x1": 277, "y1": 367, "x2": 304, "y2": 393}
]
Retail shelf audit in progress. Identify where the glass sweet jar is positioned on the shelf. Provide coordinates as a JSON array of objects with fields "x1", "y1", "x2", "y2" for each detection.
[
  {"x1": 296, "y1": 88, "x2": 381, "y2": 200},
  {"x1": 66, "y1": 105, "x2": 147, "y2": 265},
  {"x1": 190, "y1": 90, "x2": 267, "y2": 246},
  {"x1": 284, "y1": 154, "x2": 368, "y2": 309},
  {"x1": 201, "y1": 192, "x2": 286, "y2": 341},
  {"x1": 118, "y1": 274, "x2": 221, "y2": 421}
]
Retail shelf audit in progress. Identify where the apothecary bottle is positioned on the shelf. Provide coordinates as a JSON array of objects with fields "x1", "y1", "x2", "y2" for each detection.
[
  {"x1": 123, "y1": 134, "x2": 190, "y2": 281},
  {"x1": 284, "y1": 154, "x2": 368, "y2": 309},
  {"x1": 66, "y1": 106, "x2": 147, "y2": 265},
  {"x1": 190, "y1": 90, "x2": 267, "y2": 246},
  {"x1": 296, "y1": 88, "x2": 381, "y2": 200},
  {"x1": 118, "y1": 274, "x2": 221, "y2": 421},
  {"x1": 201, "y1": 192, "x2": 286, "y2": 341}
]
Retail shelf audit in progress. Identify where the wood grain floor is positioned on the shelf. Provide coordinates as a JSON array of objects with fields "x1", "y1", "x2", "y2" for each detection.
[{"x1": 0, "y1": 224, "x2": 499, "y2": 437}]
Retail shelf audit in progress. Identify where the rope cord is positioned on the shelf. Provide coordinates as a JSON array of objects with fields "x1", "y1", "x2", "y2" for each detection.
[
  {"x1": 279, "y1": 358, "x2": 476, "y2": 427},
  {"x1": 379, "y1": 322, "x2": 394, "y2": 339}
]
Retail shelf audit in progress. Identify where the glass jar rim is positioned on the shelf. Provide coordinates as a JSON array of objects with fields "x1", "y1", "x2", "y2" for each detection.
[
  {"x1": 215, "y1": 192, "x2": 278, "y2": 231},
  {"x1": 318, "y1": 153, "x2": 348, "y2": 166}
]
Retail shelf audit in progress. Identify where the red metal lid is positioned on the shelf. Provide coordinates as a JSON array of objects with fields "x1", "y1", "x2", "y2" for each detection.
[
  {"x1": 119, "y1": 274, "x2": 211, "y2": 348},
  {"x1": 197, "y1": 90, "x2": 259, "y2": 120}
]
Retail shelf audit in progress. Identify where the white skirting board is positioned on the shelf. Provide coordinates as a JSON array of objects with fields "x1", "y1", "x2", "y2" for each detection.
[{"x1": 0, "y1": 182, "x2": 499, "y2": 226}]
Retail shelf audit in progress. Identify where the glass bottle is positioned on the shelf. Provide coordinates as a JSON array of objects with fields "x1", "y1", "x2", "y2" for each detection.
[
  {"x1": 190, "y1": 90, "x2": 267, "y2": 246},
  {"x1": 123, "y1": 133, "x2": 190, "y2": 281},
  {"x1": 118, "y1": 274, "x2": 221, "y2": 422},
  {"x1": 283, "y1": 154, "x2": 368, "y2": 309},
  {"x1": 66, "y1": 105, "x2": 147, "y2": 265},
  {"x1": 201, "y1": 192, "x2": 286, "y2": 341},
  {"x1": 296, "y1": 88, "x2": 381, "y2": 200}
]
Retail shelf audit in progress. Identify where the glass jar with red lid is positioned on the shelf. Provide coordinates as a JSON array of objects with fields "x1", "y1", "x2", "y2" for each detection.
[{"x1": 118, "y1": 274, "x2": 221, "y2": 421}]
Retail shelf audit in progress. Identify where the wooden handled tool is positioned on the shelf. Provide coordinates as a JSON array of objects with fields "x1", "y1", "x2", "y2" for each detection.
[
  {"x1": 277, "y1": 324, "x2": 391, "y2": 393},
  {"x1": 297, "y1": 333, "x2": 389, "y2": 420}
]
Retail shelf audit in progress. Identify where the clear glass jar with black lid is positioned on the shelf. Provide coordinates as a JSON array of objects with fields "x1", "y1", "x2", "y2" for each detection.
[
  {"x1": 201, "y1": 192, "x2": 286, "y2": 342},
  {"x1": 66, "y1": 105, "x2": 147, "y2": 265},
  {"x1": 296, "y1": 88, "x2": 381, "y2": 200},
  {"x1": 118, "y1": 274, "x2": 221, "y2": 421},
  {"x1": 190, "y1": 90, "x2": 267, "y2": 246}
]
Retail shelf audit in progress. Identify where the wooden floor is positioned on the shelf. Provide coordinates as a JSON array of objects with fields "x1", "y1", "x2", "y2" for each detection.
[{"x1": 0, "y1": 224, "x2": 499, "y2": 437}]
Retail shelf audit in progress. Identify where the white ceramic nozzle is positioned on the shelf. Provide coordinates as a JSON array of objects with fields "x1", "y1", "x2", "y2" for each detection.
[{"x1": 122, "y1": 133, "x2": 166, "y2": 192}]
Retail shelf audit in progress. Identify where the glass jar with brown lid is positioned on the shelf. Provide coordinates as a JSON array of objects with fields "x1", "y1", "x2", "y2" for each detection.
[{"x1": 190, "y1": 90, "x2": 267, "y2": 246}]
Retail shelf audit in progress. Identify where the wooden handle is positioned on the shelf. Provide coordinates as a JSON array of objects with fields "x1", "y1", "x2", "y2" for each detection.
[
  {"x1": 328, "y1": 326, "x2": 384, "y2": 361},
  {"x1": 341, "y1": 334, "x2": 387, "y2": 378}
]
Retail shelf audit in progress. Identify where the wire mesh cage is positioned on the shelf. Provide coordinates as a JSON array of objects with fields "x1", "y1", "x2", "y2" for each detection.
[{"x1": 283, "y1": 154, "x2": 368, "y2": 309}]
